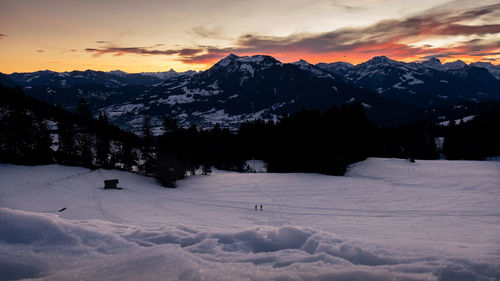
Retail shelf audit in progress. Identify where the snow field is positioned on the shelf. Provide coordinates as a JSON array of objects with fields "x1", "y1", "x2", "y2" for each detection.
[{"x1": 0, "y1": 158, "x2": 499, "y2": 280}]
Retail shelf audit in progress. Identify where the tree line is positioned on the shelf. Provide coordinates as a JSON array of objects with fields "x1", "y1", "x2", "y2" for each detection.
[
  {"x1": 443, "y1": 108, "x2": 500, "y2": 160},
  {"x1": 0, "y1": 85, "x2": 140, "y2": 169},
  {"x1": 151, "y1": 102, "x2": 443, "y2": 186},
  {"x1": 1, "y1": 84, "x2": 499, "y2": 188}
]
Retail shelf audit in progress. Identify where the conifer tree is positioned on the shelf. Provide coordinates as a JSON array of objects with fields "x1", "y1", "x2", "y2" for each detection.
[
  {"x1": 96, "y1": 113, "x2": 111, "y2": 168},
  {"x1": 31, "y1": 116, "x2": 53, "y2": 164},
  {"x1": 140, "y1": 115, "x2": 155, "y2": 175},
  {"x1": 121, "y1": 142, "x2": 137, "y2": 171},
  {"x1": 75, "y1": 129, "x2": 93, "y2": 168},
  {"x1": 57, "y1": 119, "x2": 77, "y2": 165},
  {"x1": 77, "y1": 98, "x2": 92, "y2": 120}
]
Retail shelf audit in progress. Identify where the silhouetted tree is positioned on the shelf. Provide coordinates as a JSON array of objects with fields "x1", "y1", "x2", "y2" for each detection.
[
  {"x1": 443, "y1": 108, "x2": 500, "y2": 159},
  {"x1": 75, "y1": 130, "x2": 93, "y2": 168},
  {"x1": 121, "y1": 142, "x2": 137, "y2": 171},
  {"x1": 77, "y1": 98, "x2": 92, "y2": 120},
  {"x1": 140, "y1": 115, "x2": 155, "y2": 175},
  {"x1": 96, "y1": 113, "x2": 111, "y2": 168},
  {"x1": 57, "y1": 119, "x2": 77, "y2": 165},
  {"x1": 31, "y1": 115, "x2": 53, "y2": 164}
]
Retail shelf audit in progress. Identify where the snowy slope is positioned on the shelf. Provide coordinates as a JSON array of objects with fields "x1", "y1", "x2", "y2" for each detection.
[{"x1": 1, "y1": 158, "x2": 499, "y2": 280}]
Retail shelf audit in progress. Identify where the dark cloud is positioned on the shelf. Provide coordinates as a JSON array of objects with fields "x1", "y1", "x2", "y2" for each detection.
[
  {"x1": 85, "y1": 46, "x2": 204, "y2": 58},
  {"x1": 421, "y1": 53, "x2": 460, "y2": 59},
  {"x1": 0, "y1": 33, "x2": 6, "y2": 39},
  {"x1": 469, "y1": 52, "x2": 500, "y2": 57},
  {"x1": 417, "y1": 39, "x2": 500, "y2": 60},
  {"x1": 95, "y1": 40, "x2": 110, "y2": 44},
  {"x1": 438, "y1": 24, "x2": 500, "y2": 35},
  {"x1": 178, "y1": 47, "x2": 235, "y2": 64},
  {"x1": 36, "y1": 49, "x2": 44, "y2": 53}
]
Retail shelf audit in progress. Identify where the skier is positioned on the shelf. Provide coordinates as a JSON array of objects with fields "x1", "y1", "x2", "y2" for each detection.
[
  {"x1": 255, "y1": 205, "x2": 258, "y2": 210},
  {"x1": 260, "y1": 205, "x2": 263, "y2": 211}
]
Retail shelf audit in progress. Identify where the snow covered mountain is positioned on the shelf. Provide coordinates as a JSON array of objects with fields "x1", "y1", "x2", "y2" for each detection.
[
  {"x1": 2, "y1": 54, "x2": 421, "y2": 132},
  {"x1": 2, "y1": 54, "x2": 499, "y2": 133},
  {"x1": 421, "y1": 58, "x2": 500, "y2": 76},
  {"x1": 291, "y1": 59, "x2": 339, "y2": 79},
  {"x1": 315, "y1": 61, "x2": 355, "y2": 76},
  {"x1": 470, "y1": 62, "x2": 500, "y2": 79},
  {"x1": 315, "y1": 56, "x2": 500, "y2": 108},
  {"x1": 131, "y1": 54, "x2": 419, "y2": 131},
  {"x1": 420, "y1": 57, "x2": 443, "y2": 70},
  {"x1": 140, "y1": 69, "x2": 198, "y2": 80},
  {"x1": 7, "y1": 69, "x2": 195, "y2": 88},
  {"x1": 421, "y1": 58, "x2": 468, "y2": 71}
]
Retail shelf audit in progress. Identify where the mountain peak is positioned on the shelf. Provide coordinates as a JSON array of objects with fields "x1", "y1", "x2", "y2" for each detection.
[
  {"x1": 442, "y1": 60, "x2": 467, "y2": 70},
  {"x1": 371, "y1": 55, "x2": 390, "y2": 61},
  {"x1": 428, "y1": 57, "x2": 441, "y2": 64},
  {"x1": 226, "y1": 53, "x2": 239, "y2": 59},
  {"x1": 109, "y1": 70, "x2": 128, "y2": 77},
  {"x1": 292, "y1": 59, "x2": 311, "y2": 67},
  {"x1": 421, "y1": 57, "x2": 443, "y2": 69},
  {"x1": 470, "y1": 61, "x2": 495, "y2": 68},
  {"x1": 216, "y1": 53, "x2": 240, "y2": 67},
  {"x1": 423, "y1": 57, "x2": 441, "y2": 65},
  {"x1": 364, "y1": 56, "x2": 397, "y2": 65},
  {"x1": 202, "y1": 54, "x2": 282, "y2": 79},
  {"x1": 212, "y1": 54, "x2": 281, "y2": 69}
]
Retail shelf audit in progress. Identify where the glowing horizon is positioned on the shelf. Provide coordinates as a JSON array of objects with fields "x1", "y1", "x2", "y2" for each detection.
[{"x1": 1, "y1": 0, "x2": 499, "y2": 74}]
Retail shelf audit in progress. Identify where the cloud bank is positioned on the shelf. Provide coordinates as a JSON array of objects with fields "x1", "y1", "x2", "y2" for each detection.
[{"x1": 85, "y1": 1, "x2": 500, "y2": 65}]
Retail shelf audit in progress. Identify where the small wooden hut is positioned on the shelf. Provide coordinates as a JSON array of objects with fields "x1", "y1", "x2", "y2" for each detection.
[{"x1": 104, "y1": 179, "x2": 120, "y2": 189}]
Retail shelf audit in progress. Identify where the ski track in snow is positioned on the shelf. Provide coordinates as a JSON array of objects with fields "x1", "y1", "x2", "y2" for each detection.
[{"x1": 0, "y1": 158, "x2": 499, "y2": 280}]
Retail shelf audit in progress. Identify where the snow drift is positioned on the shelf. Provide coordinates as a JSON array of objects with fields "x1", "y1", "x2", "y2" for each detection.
[{"x1": 0, "y1": 158, "x2": 499, "y2": 280}]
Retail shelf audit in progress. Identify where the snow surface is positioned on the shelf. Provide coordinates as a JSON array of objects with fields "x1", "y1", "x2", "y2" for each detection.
[
  {"x1": 244, "y1": 160, "x2": 268, "y2": 173},
  {"x1": 239, "y1": 63, "x2": 255, "y2": 77},
  {"x1": 105, "y1": 103, "x2": 146, "y2": 117},
  {"x1": 439, "y1": 115, "x2": 475, "y2": 126},
  {"x1": 401, "y1": 73, "x2": 424, "y2": 85},
  {"x1": 1, "y1": 158, "x2": 499, "y2": 280}
]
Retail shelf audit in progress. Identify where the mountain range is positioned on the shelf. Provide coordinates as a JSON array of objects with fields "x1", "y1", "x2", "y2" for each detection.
[{"x1": 1, "y1": 55, "x2": 499, "y2": 133}]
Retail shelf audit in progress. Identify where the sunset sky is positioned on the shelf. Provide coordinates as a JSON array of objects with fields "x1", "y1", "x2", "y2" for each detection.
[{"x1": 1, "y1": 0, "x2": 499, "y2": 73}]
